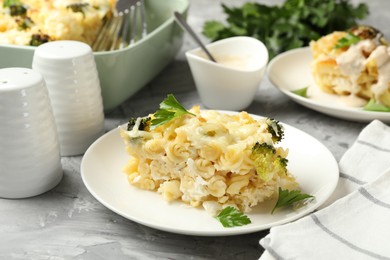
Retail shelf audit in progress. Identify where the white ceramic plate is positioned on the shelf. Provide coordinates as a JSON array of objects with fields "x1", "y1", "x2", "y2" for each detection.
[
  {"x1": 267, "y1": 47, "x2": 390, "y2": 123},
  {"x1": 81, "y1": 113, "x2": 339, "y2": 236}
]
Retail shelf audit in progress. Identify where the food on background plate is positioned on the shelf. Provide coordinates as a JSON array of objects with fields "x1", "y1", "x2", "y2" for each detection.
[
  {"x1": 0, "y1": 0, "x2": 114, "y2": 46},
  {"x1": 310, "y1": 25, "x2": 390, "y2": 109},
  {"x1": 119, "y1": 94, "x2": 312, "y2": 222}
]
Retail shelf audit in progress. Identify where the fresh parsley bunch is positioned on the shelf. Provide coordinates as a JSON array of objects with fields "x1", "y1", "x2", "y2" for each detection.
[{"x1": 203, "y1": 0, "x2": 369, "y2": 58}]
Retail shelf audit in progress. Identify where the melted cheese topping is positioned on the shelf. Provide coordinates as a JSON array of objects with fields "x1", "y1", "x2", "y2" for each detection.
[{"x1": 0, "y1": 0, "x2": 114, "y2": 46}]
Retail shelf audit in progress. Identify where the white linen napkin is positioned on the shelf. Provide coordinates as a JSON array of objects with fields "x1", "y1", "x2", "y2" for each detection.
[{"x1": 260, "y1": 120, "x2": 390, "y2": 260}]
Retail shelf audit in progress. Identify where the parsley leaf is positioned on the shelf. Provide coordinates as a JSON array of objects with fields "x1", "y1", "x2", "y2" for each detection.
[
  {"x1": 3, "y1": 0, "x2": 22, "y2": 7},
  {"x1": 215, "y1": 206, "x2": 251, "y2": 228},
  {"x1": 150, "y1": 94, "x2": 195, "y2": 129},
  {"x1": 291, "y1": 86, "x2": 309, "y2": 97},
  {"x1": 363, "y1": 99, "x2": 390, "y2": 112},
  {"x1": 272, "y1": 188, "x2": 314, "y2": 214},
  {"x1": 334, "y1": 32, "x2": 361, "y2": 49}
]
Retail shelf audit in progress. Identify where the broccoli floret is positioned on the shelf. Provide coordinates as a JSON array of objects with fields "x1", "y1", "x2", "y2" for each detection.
[
  {"x1": 266, "y1": 118, "x2": 284, "y2": 143},
  {"x1": 29, "y1": 33, "x2": 50, "y2": 46},
  {"x1": 16, "y1": 16, "x2": 34, "y2": 30},
  {"x1": 251, "y1": 142, "x2": 288, "y2": 181},
  {"x1": 66, "y1": 3, "x2": 89, "y2": 15},
  {"x1": 9, "y1": 4, "x2": 26, "y2": 16},
  {"x1": 4, "y1": 0, "x2": 27, "y2": 16},
  {"x1": 127, "y1": 117, "x2": 151, "y2": 131}
]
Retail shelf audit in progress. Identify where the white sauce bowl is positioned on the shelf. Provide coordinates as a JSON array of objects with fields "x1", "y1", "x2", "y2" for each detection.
[{"x1": 186, "y1": 36, "x2": 269, "y2": 110}]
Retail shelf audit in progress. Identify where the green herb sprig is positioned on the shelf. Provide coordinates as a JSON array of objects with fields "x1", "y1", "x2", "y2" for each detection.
[
  {"x1": 272, "y1": 188, "x2": 314, "y2": 214},
  {"x1": 291, "y1": 86, "x2": 309, "y2": 97},
  {"x1": 363, "y1": 99, "x2": 390, "y2": 112},
  {"x1": 334, "y1": 32, "x2": 361, "y2": 49},
  {"x1": 202, "y1": 0, "x2": 369, "y2": 58},
  {"x1": 3, "y1": 0, "x2": 22, "y2": 7},
  {"x1": 150, "y1": 94, "x2": 195, "y2": 129},
  {"x1": 215, "y1": 206, "x2": 251, "y2": 228}
]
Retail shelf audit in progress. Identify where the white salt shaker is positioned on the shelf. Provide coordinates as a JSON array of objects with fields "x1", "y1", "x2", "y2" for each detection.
[
  {"x1": 0, "y1": 68, "x2": 63, "y2": 198},
  {"x1": 32, "y1": 40, "x2": 105, "y2": 156}
]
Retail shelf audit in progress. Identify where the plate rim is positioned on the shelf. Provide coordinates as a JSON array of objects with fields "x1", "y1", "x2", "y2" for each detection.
[{"x1": 81, "y1": 111, "x2": 339, "y2": 236}]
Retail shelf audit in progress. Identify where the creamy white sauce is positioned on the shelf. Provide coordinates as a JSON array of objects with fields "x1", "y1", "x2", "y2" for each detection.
[
  {"x1": 215, "y1": 55, "x2": 248, "y2": 70},
  {"x1": 198, "y1": 52, "x2": 250, "y2": 70},
  {"x1": 340, "y1": 94, "x2": 368, "y2": 107},
  {"x1": 367, "y1": 45, "x2": 390, "y2": 101},
  {"x1": 336, "y1": 40, "x2": 373, "y2": 94}
]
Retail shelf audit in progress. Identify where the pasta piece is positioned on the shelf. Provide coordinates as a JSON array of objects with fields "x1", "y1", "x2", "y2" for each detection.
[
  {"x1": 226, "y1": 174, "x2": 250, "y2": 195},
  {"x1": 207, "y1": 175, "x2": 227, "y2": 198},
  {"x1": 123, "y1": 156, "x2": 139, "y2": 175},
  {"x1": 193, "y1": 158, "x2": 215, "y2": 179},
  {"x1": 143, "y1": 138, "x2": 166, "y2": 159},
  {"x1": 198, "y1": 142, "x2": 222, "y2": 162},
  {"x1": 215, "y1": 144, "x2": 245, "y2": 173},
  {"x1": 166, "y1": 141, "x2": 191, "y2": 163},
  {"x1": 158, "y1": 180, "x2": 182, "y2": 202}
]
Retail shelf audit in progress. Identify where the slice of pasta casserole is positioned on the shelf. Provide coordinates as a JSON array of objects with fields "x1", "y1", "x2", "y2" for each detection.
[
  {"x1": 120, "y1": 102, "x2": 298, "y2": 215},
  {"x1": 310, "y1": 25, "x2": 390, "y2": 107}
]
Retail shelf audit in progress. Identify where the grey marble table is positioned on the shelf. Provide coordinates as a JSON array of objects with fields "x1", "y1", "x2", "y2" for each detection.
[{"x1": 1, "y1": 0, "x2": 389, "y2": 259}]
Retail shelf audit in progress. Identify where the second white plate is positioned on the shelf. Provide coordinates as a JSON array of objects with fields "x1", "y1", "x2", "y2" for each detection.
[
  {"x1": 267, "y1": 47, "x2": 390, "y2": 123},
  {"x1": 81, "y1": 112, "x2": 339, "y2": 236}
]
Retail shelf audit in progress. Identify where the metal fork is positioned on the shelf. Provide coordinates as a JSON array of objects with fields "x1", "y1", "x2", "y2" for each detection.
[{"x1": 92, "y1": 0, "x2": 147, "y2": 52}]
